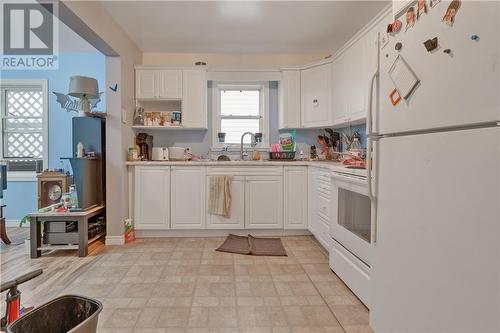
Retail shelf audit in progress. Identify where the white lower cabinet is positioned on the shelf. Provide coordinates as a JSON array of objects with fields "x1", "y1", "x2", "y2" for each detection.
[
  {"x1": 308, "y1": 167, "x2": 332, "y2": 250},
  {"x1": 283, "y1": 166, "x2": 308, "y2": 229},
  {"x1": 206, "y1": 175, "x2": 245, "y2": 229},
  {"x1": 132, "y1": 165, "x2": 311, "y2": 231},
  {"x1": 134, "y1": 166, "x2": 170, "y2": 229},
  {"x1": 245, "y1": 176, "x2": 283, "y2": 229},
  {"x1": 171, "y1": 166, "x2": 206, "y2": 229}
]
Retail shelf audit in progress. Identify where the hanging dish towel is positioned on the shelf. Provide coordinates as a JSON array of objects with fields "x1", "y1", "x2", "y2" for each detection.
[{"x1": 208, "y1": 176, "x2": 232, "y2": 217}]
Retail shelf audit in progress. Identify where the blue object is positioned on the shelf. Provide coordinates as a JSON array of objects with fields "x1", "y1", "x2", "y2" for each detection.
[
  {"x1": 471, "y1": 34, "x2": 480, "y2": 41},
  {"x1": 0, "y1": 163, "x2": 7, "y2": 199}
]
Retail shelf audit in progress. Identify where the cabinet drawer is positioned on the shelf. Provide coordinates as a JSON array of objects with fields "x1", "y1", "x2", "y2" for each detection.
[
  {"x1": 316, "y1": 192, "x2": 331, "y2": 221},
  {"x1": 313, "y1": 216, "x2": 331, "y2": 252}
]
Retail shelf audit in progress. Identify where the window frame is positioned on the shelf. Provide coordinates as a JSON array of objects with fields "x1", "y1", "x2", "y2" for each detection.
[
  {"x1": 0, "y1": 79, "x2": 49, "y2": 181},
  {"x1": 211, "y1": 81, "x2": 269, "y2": 149}
]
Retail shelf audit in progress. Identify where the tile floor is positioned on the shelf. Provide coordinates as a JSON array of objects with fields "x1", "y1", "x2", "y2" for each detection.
[{"x1": 1, "y1": 233, "x2": 373, "y2": 333}]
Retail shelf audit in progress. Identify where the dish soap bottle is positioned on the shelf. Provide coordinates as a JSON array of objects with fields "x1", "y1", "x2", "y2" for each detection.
[{"x1": 252, "y1": 149, "x2": 261, "y2": 161}]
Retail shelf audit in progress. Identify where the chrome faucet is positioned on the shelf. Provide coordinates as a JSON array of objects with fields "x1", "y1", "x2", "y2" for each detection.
[{"x1": 240, "y1": 132, "x2": 256, "y2": 160}]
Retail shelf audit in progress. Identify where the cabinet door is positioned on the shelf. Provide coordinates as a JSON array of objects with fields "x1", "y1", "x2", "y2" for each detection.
[
  {"x1": 182, "y1": 70, "x2": 207, "y2": 128},
  {"x1": 348, "y1": 38, "x2": 367, "y2": 121},
  {"x1": 245, "y1": 176, "x2": 283, "y2": 229},
  {"x1": 159, "y1": 70, "x2": 182, "y2": 99},
  {"x1": 206, "y1": 176, "x2": 245, "y2": 229},
  {"x1": 279, "y1": 70, "x2": 301, "y2": 129},
  {"x1": 136, "y1": 69, "x2": 158, "y2": 99},
  {"x1": 350, "y1": 32, "x2": 378, "y2": 122},
  {"x1": 332, "y1": 53, "x2": 350, "y2": 126},
  {"x1": 301, "y1": 63, "x2": 332, "y2": 128},
  {"x1": 134, "y1": 166, "x2": 170, "y2": 229},
  {"x1": 171, "y1": 166, "x2": 206, "y2": 229},
  {"x1": 283, "y1": 167, "x2": 308, "y2": 229},
  {"x1": 307, "y1": 168, "x2": 319, "y2": 234}
]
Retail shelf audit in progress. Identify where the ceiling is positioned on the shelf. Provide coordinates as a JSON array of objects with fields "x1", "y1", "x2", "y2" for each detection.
[{"x1": 100, "y1": 1, "x2": 389, "y2": 54}]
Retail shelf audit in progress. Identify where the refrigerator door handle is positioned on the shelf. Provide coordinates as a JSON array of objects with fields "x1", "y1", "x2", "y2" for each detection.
[
  {"x1": 367, "y1": 71, "x2": 378, "y2": 244},
  {"x1": 367, "y1": 34, "x2": 379, "y2": 243}
]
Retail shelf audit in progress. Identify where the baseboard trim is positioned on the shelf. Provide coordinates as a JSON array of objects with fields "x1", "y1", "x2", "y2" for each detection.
[
  {"x1": 136, "y1": 229, "x2": 311, "y2": 238},
  {"x1": 105, "y1": 235, "x2": 125, "y2": 245}
]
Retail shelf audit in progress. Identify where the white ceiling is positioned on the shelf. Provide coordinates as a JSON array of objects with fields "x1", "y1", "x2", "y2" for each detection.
[{"x1": 100, "y1": 1, "x2": 389, "y2": 54}]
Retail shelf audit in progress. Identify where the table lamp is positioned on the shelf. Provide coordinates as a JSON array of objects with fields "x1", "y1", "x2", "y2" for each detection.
[{"x1": 68, "y1": 76, "x2": 99, "y2": 116}]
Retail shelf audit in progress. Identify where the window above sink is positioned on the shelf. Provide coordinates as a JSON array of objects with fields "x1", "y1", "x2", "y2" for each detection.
[{"x1": 212, "y1": 81, "x2": 269, "y2": 149}]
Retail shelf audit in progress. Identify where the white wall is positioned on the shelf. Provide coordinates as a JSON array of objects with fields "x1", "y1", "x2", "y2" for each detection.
[{"x1": 62, "y1": 1, "x2": 142, "y2": 243}]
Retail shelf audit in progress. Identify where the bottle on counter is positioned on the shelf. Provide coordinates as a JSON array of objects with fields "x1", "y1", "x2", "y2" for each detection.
[
  {"x1": 76, "y1": 142, "x2": 84, "y2": 158},
  {"x1": 310, "y1": 145, "x2": 317, "y2": 160}
]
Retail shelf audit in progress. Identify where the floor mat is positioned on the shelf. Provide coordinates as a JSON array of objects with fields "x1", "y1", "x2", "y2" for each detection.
[
  {"x1": 216, "y1": 234, "x2": 287, "y2": 256},
  {"x1": 215, "y1": 234, "x2": 251, "y2": 255}
]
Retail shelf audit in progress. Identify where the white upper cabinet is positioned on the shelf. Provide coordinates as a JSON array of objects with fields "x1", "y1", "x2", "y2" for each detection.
[
  {"x1": 171, "y1": 166, "x2": 206, "y2": 229},
  {"x1": 136, "y1": 69, "x2": 182, "y2": 99},
  {"x1": 331, "y1": 53, "x2": 349, "y2": 126},
  {"x1": 159, "y1": 70, "x2": 183, "y2": 99},
  {"x1": 135, "y1": 69, "x2": 157, "y2": 99},
  {"x1": 279, "y1": 70, "x2": 301, "y2": 129},
  {"x1": 182, "y1": 69, "x2": 208, "y2": 129},
  {"x1": 301, "y1": 63, "x2": 332, "y2": 128},
  {"x1": 331, "y1": 26, "x2": 378, "y2": 126}
]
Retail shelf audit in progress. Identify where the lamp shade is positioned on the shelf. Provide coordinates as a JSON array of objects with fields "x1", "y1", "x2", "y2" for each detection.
[{"x1": 68, "y1": 76, "x2": 98, "y2": 98}]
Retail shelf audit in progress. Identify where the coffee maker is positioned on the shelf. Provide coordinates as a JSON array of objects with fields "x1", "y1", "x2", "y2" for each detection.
[{"x1": 136, "y1": 133, "x2": 153, "y2": 160}]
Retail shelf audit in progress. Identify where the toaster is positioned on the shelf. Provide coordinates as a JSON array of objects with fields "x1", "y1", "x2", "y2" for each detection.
[{"x1": 152, "y1": 147, "x2": 169, "y2": 161}]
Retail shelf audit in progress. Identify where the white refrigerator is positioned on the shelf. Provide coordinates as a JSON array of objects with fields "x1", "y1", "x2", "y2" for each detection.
[{"x1": 369, "y1": 1, "x2": 500, "y2": 332}]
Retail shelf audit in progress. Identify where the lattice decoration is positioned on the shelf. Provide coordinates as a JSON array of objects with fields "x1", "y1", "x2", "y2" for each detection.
[
  {"x1": 3, "y1": 89, "x2": 44, "y2": 159},
  {"x1": 7, "y1": 90, "x2": 43, "y2": 117},
  {"x1": 5, "y1": 132, "x2": 43, "y2": 158}
]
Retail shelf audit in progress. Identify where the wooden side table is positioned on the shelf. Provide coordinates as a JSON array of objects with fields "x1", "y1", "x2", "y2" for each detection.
[{"x1": 29, "y1": 205, "x2": 105, "y2": 258}]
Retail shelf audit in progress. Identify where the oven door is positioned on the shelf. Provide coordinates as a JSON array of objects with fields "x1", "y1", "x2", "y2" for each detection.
[{"x1": 330, "y1": 172, "x2": 372, "y2": 266}]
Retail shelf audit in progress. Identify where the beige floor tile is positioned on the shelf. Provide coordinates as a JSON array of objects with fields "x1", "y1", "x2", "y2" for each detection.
[
  {"x1": 314, "y1": 281, "x2": 352, "y2": 297},
  {"x1": 136, "y1": 307, "x2": 163, "y2": 328},
  {"x1": 147, "y1": 296, "x2": 192, "y2": 307},
  {"x1": 254, "y1": 306, "x2": 288, "y2": 327},
  {"x1": 153, "y1": 281, "x2": 196, "y2": 297},
  {"x1": 329, "y1": 304, "x2": 369, "y2": 327},
  {"x1": 156, "y1": 307, "x2": 191, "y2": 328},
  {"x1": 195, "y1": 281, "x2": 236, "y2": 297},
  {"x1": 1, "y1": 234, "x2": 375, "y2": 333},
  {"x1": 199, "y1": 264, "x2": 235, "y2": 276},
  {"x1": 237, "y1": 296, "x2": 265, "y2": 306},
  {"x1": 208, "y1": 307, "x2": 238, "y2": 328},
  {"x1": 343, "y1": 325, "x2": 375, "y2": 333},
  {"x1": 301, "y1": 306, "x2": 342, "y2": 327},
  {"x1": 102, "y1": 308, "x2": 141, "y2": 328},
  {"x1": 188, "y1": 307, "x2": 210, "y2": 327},
  {"x1": 133, "y1": 329, "x2": 166, "y2": 333},
  {"x1": 236, "y1": 281, "x2": 278, "y2": 297}
]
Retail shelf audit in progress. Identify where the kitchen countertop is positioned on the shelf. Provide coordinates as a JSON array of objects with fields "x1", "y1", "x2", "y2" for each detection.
[{"x1": 125, "y1": 160, "x2": 367, "y2": 177}]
